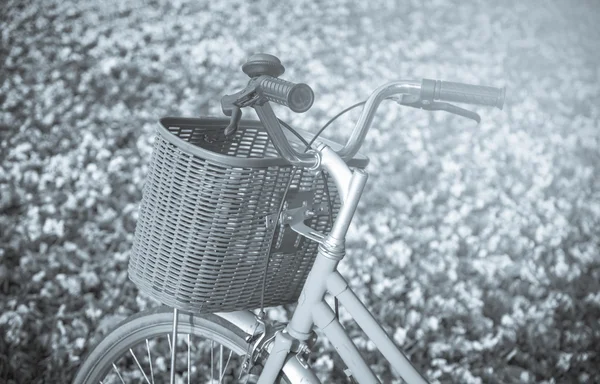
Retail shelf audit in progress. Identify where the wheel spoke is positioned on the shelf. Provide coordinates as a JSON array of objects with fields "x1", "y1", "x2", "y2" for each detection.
[
  {"x1": 129, "y1": 348, "x2": 151, "y2": 384},
  {"x1": 170, "y1": 308, "x2": 179, "y2": 384},
  {"x1": 146, "y1": 339, "x2": 155, "y2": 384},
  {"x1": 219, "y1": 344, "x2": 223, "y2": 380},
  {"x1": 218, "y1": 350, "x2": 233, "y2": 384},
  {"x1": 112, "y1": 363, "x2": 125, "y2": 384},
  {"x1": 211, "y1": 340, "x2": 214, "y2": 383},
  {"x1": 187, "y1": 334, "x2": 190, "y2": 384}
]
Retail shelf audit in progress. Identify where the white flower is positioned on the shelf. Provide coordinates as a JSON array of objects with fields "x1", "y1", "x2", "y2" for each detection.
[
  {"x1": 520, "y1": 371, "x2": 531, "y2": 382},
  {"x1": 554, "y1": 257, "x2": 569, "y2": 279},
  {"x1": 429, "y1": 342, "x2": 451, "y2": 357},
  {"x1": 406, "y1": 310, "x2": 421, "y2": 327},
  {"x1": 314, "y1": 355, "x2": 334, "y2": 371},
  {"x1": 0, "y1": 311, "x2": 23, "y2": 344},
  {"x1": 56, "y1": 274, "x2": 82, "y2": 295},
  {"x1": 75, "y1": 337, "x2": 86, "y2": 350},
  {"x1": 426, "y1": 317, "x2": 440, "y2": 332},
  {"x1": 456, "y1": 367, "x2": 483, "y2": 384},
  {"x1": 80, "y1": 271, "x2": 100, "y2": 290},
  {"x1": 450, "y1": 182, "x2": 465, "y2": 197},
  {"x1": 556, "y1": 352, "x2": 572, "y2": 372},
  {"x1": 99, "y1": 57, "x2": 119, "y2": 75},
  {"x1": 407, "y1": 285, "x2": 423, "y2": 306},
  {"x1": 32, "y1": 270, "x2": 45, "y2": 283},
  {"x1": 85, "y1": 306, "x2": 102, "y2": 321},
  {"x1": 64, "y1": 241, "x2": 78, "y2": 252},
  {"x1": 385, "y1": 240, "x2": 412, "y2": 268},
  {"x1": 42, "y1": 217, "x2": 65, "y2": 238},
  {"x1": 500, "y1": 315, "x2": 515, "y2": 331},
  {"x1": 393, "y1": 327, "x2": 407, "y2": 345}
]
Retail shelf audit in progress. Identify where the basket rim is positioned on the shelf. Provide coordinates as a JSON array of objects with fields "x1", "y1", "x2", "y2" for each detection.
[{"x1": 158, "y1": 117, "x2": 369, "y2": 168}]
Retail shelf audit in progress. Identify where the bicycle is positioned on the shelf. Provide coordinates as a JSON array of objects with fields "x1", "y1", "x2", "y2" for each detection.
[{"x1": 73, "y1": 53, "x2": 505, "y2": 384}]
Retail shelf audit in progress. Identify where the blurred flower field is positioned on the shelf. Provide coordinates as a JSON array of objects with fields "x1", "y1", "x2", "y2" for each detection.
[{"x1": 1, "y1": 0, "x2": 599, "y2": 382}]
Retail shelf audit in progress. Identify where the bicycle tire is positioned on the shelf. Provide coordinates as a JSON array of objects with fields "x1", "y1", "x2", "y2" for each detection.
[{"x1": 73, "y1": 306, "x2": 299, "y2": 384}]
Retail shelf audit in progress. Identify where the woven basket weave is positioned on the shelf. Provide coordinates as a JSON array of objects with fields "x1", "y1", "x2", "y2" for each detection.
[{"x1": 128, "y1": 117, "x2": 368, "y2": 313}]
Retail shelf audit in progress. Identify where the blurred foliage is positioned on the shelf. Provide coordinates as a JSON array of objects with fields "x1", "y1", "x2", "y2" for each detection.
[{"x1": 1, "y1": 0, "x2": 599, "y2": 383}]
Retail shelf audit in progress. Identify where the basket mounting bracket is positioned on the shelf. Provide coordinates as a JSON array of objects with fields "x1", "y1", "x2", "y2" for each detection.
[
  {"x1": 283, "y1": 208, "x2": 327, "y2": 244},
  {"x1": 266, "y1": 190, "x2": 330, "y2": 250}
]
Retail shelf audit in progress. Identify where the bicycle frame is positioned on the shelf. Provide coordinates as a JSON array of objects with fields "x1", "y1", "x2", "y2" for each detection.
[
  {"x1": 78, "y1": 68, "x2": 502, "y2": 383},
  {"x1": 218, "y1": 143, "x2": 429, "y2": 384}
]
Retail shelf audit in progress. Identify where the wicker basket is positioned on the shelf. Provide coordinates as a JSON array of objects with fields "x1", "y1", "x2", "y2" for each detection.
[{"x1": 128, "y1": 117, "x2": 368, "y2": 313}]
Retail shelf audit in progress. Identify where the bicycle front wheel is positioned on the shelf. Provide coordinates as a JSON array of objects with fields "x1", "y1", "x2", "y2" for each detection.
[{"x1": 73, "y1": 306, "x2": 297, "y2": 384}]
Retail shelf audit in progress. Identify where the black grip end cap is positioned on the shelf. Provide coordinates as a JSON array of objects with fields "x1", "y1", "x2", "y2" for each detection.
[{"x1": 288, "y1": 83, "x2": 314, "y2": 113}]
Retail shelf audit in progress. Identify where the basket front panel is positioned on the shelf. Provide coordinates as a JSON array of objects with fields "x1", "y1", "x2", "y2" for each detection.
[{"x1": 129, "y1": 133, "x2": 294, "y2": 312}]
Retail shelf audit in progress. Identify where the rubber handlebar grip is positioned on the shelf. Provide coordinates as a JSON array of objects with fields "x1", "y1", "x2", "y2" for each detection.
[
  {"x1": 421, "y1": 79, "x2": 505, "y2": 109},
  {"x1": 258, "y1": 76, "x2": 315, "y2": 113}
]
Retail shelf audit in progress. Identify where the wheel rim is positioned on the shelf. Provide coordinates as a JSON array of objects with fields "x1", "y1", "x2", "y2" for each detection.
[{"x1": 77, "y1": 310, "x2": 258, "y2": 384}]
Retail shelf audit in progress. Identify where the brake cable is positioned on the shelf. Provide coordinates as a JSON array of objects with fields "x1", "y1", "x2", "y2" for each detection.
[
  {"x1": 276, "y1": 100, "x2": 367, "y2": 321},
  {"x1": 306, "y1": 100, "x2": 367, "y2": 149}
]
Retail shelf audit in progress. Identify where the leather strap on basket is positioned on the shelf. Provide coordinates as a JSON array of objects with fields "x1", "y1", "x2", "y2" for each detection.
[{"x1": 258, "y1": 166, "x2": 299, "y2": 316}]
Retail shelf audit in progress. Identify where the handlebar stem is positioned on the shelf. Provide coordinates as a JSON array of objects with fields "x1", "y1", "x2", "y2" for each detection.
[
  {"x1": 315, "y1": 143, "x2": 353, "y2": 204},
  {"x1": 337, "y1": 80, "x2": 422, "y2": 161}
]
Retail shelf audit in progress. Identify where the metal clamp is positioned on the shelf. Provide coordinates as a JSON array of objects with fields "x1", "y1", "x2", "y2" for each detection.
[
  {"x1": 240, "y1": 316, "x2": 286, "y2": 377},
  {"x1": 279, "y1": 203, "x2": 329, "y2": 244}
]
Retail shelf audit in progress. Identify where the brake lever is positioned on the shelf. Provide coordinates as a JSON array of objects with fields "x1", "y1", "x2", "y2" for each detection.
[
  {"x1": 397, "y1": 97, "x2": 481, "y2": 124},
  {"x1": 428, "y1": 102, "x2": 481, "y2": 123},
  {"x1": 224, "y1": 106, "x2": 242, "y2": 136},
  {"x1": 221, "y1": 87, "x2": 262, "y2": 136}
]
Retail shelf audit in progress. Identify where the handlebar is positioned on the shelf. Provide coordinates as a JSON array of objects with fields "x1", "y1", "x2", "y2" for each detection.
[
  {"x1": 223, "y1": 79, "x2": 427, "y2": 167},
  {"x1": 338, "y1": 79, "x2": 505, "y2": 161},
  {"x1": 257, "y1": 75, "x2": 315, "y2": 113},
  {"x1": 221, "y1": 55, "x2": 506, "y2": 168}
]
